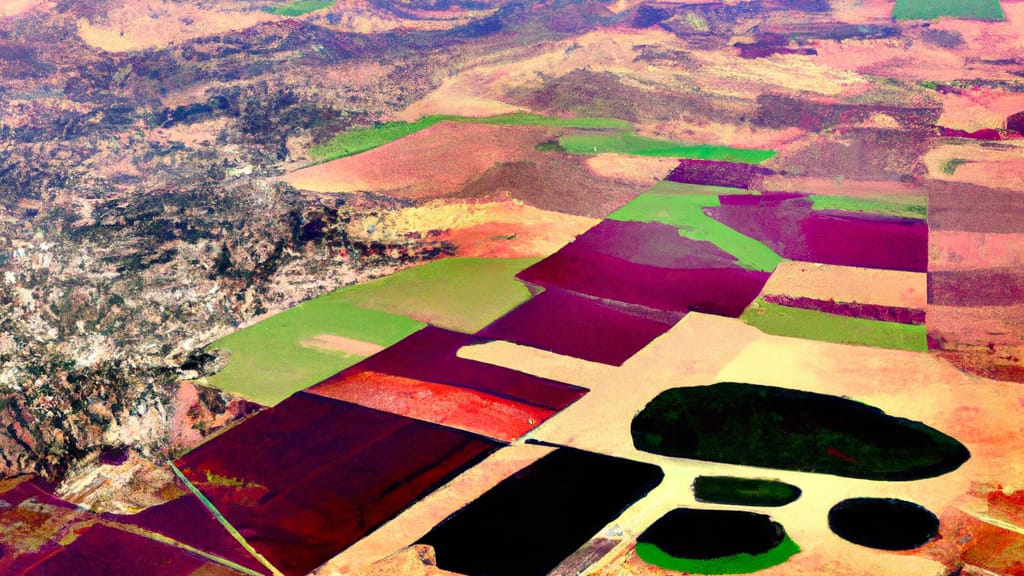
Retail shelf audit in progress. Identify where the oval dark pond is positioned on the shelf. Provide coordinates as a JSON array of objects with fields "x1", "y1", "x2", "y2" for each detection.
[
  {"x1": 828, "y1": 497, "x2": 940, "y2": 550},
  {"x1": 693, "y1": 476, "x2": 802, "y2": 507},
  {"x1": 631, "y1": 382, "x2": 970, "y2": 481}
]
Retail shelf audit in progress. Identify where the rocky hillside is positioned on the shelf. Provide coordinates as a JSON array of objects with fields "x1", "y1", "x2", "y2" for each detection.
[{"x1": 0, "y1": 0, "x2": 607, "y2": 481}]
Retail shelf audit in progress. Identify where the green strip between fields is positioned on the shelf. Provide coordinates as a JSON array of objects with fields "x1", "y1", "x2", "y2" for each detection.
[
  {"x1": 808, "y1": 195, "x2": 927, "y2": 220},
  {"x1": 170, "y1": 463, "x2": 285, "y2": 576},
  {"x1": 644, "y1": 180, "x2": 759, "y2": 196},
  {"x1": 741, "y1": 299, "x2": 928, "y2": 352},
  {"x1": 892, "y1": 0, "x2": 1004, "y2": 20},
  {"x1": 558, "y1": 131, "x2": 776, "y2": 163},
  {"x1": 264, "y1": 0, "x2": 335, "y2": 16},
  {"x1": 609, "y1": 193, "x2": 782, "y2": 272}
]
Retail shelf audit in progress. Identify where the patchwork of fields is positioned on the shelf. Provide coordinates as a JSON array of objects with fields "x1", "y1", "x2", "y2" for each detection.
[{"x1": 4, "y1": 0, "x2": 1024, "y2": 574}]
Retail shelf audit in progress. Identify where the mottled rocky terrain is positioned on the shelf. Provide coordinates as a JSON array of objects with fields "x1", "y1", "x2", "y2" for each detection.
[{"x1": 0, "y1": 0, "x2": 586, "y2": 481}]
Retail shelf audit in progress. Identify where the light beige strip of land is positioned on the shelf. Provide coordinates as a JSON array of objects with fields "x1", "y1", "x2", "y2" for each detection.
[
  {"x1": 930, "y1": 231, "x2": 1024, "y2": 271},
  {"x1": 759, "y1": 261, "x2": 926, "y2": 309},
  {"x1": 298, "y1": 334, "x2": 386, "y2": 357}
]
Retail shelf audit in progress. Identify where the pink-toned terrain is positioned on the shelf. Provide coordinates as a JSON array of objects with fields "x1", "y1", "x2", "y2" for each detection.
[{"x1": 2, "y1": 0, "x2": 1024, "y2": 575}]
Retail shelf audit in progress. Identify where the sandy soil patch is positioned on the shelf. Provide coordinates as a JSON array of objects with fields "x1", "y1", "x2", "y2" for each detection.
[
  {"x1": 0, "y1": 0, "x2": 45, "y2": 18},
  {"x1": 638, "y1": 122, "x2": 808, "y2": 153},
  {"x1": 761, "y1": 261, "x2": 926, "y2": 309},
  {"x1": 146, "y1": 118, "x2": 228, "y2": 148},
  {"x1": 925, "y1": 3, "x2": 1024, "y2": 62},
  {"x1": 760, "y1": 175, "x2": 924, "y2": 197},
  {"x1": 350, "y1": 198, "x2": 597, "y2": 258},
  {"x1": 396, "y1": 28, "x2": 700, "y2": 117},
  {"x1": 928, "y1": 303, "x2": 1024, "y2": 347},
  {"x1": 930, "y1": 231, "x2": 1024, "y2": 271},
  {"x1": 943, "y1": 157, "x2": 1024, "y2": 190},
  {"x1": 584, "y1": 154, "x2": 680, "y2": 185},
  {"x1": 828, "y1": 0, "x2": 898, "y2": 22},
  {"x1": 813, "y1": 39, "x2": 971, "y2": 83},
  {"x1": 689, "y1": 49, "x2": 872, "y2": 99},
  {"x1": 936, "y1": 89, "x2": 1024, "y2": 132},
  {"x1": 922, "y1": 142, "x2": 1024, "y2": 188},
  {"x1": 298, "y1": 334, "x2": 385, "y2": 356},
  {"x1": 396, "y1": 76, "x2": 526, "y2": 122},
  {"x1": 56, "y1": 454, "x2": 185, "y2": 515},
  {"x1": 76, "y1": 1, "x2": 276, "y2": 53}
]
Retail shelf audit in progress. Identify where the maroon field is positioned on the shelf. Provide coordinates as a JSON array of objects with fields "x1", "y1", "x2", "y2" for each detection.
[
  {"x1": 175, "y1": 393, "x2": 501, "y2": 576},
  {"x1": 477, "y1": 287, "x2": 675, "y2": 366}
]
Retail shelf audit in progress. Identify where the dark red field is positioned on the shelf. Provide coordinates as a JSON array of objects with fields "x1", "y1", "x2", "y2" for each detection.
[
  {"x1": 22, "y1": 524, "x2": 236, "y2": 576},
  {"x1": 175, "y1": 393, "x2": 501, "y2": 576},
  {"x1": 477, "y1": 287, "x2": 674, "y2": 366},
  {"x1": 517, "y1": 249, "x2": 770, "y2": 317}
]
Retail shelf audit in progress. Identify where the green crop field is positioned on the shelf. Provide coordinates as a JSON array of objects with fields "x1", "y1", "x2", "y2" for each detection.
[
  {"x1": 557, "y1": 131, "x2": 777, "y2": 163},
  {"x1": 892, "y1": 0, "x2": 1004, "y2": 20},
  {"x1": 264, "y1": 0, "x2": 335, "y2": 16},
  {"x1": 204, "y1": 300, "x2": 424, "y2": 406},
  {"x1": 609, "y1": 193, "x2": 782, "y2": 272},
  {"x1": 204, "y1": 257, "x2": 537, "y2": 404},
  {"x1": 337, "y1": 257, "x2": 540, "y2": 333},
  {"x1": 808, "y1": 195, "x2": 927, "y2": 220},
  {"x1": 741, "y1": 299, "x2": 928, "y2": 352}
]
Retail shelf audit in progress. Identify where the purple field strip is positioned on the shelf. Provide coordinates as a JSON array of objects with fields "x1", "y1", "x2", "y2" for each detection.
[
  {"x1": 564, "y1": 219, "x2": 740, "y2": 269},
  {"x1": 762, "y1": 295, "x2": 926, "y2": 325},
  {"x1": 719, "y1": 192, "x2": 806, "y2": 204},
  {"x1": 477, "y1": 288, "x2": 675, "y2": 366},
  {"x1": 348, "y1": 326, "x2": 588, "y2": 411},
  {"x1": 937, "y1": 126, "x2": 1010, "y2": 140},
  {"x1": 802, "y1": 210, "x2": 928, "y2": 272},
  {"x1": 22, "y1": 524, "x2": 233, "y2": 576},
  {"x1": 928, "y1": 269, "x2": 1024, "y2": 307},
  {"x1": 104, "y1": 491, "x2": 270, "y2": 575},
  {"x1": 516, "y1": 248, "x2": 770, "y2": 317},
  {"x1": 666, "y1": 159, "x2": 776, "y2": 189},
  {"x1": 175, "y1": 393, "x2": 500, "y2": 576},
  {"x1": 706, "y1": 196, "x2": 928, "y2": 272}
]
